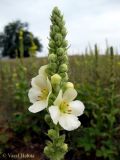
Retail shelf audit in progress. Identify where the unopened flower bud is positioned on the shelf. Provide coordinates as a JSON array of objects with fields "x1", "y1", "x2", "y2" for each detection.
[
  {"x1": 44, "y1": 146, "x2": 49, "y2": 155},
  {"x1": 55, "y1": 33, "x2": 62, "y2": 42},
  {"x1": 61, "y1": 55, "x2": 68, "y2": 63},
  {"x1": 48, "y1": 129, "x2": 58, "y2": 139},
  {"x1": 45, "y1": 114, "x2": 51, "y2": 124},
  {"x1": 59, "y1": 64, "x2": 68, "y2": 72},
  {"x1": 66, "y1": 82, "x2": 74, "y2": 89},
  {"x1": 61, "y1": 28, "x2": 67, "y2": 37},
  {"x1": 49, "y1": 63, "x2": 57, "y2": 72},
  {"x1": 60, "y1": 72, "x2": 68, "y2": 81},
  {"x1": 56, "y1": 40, "x2": 62, "y2": 47},
  {"x1": 53, "y1": 25, "x2": 60, "y2": 32},
  {"x1": 49, "y1": 40, "x2": 55, "y2": 48},
  {"x1": 48, "y1": 54, "x2": 57, "y2": 62},
  {"x1": 52, "y1": 7, "x2": 60, "y2": 16},
  {"x1": 51, "y1": 74, "x2": 61, "y2": 85},
  {"x1": 57, "y1": 48, "x2": 64, "y2": 56},
  {"x1": 62, "y1": 143, "x2": 68, "y2": 152},
  {"x1": 62, "y1": 40, "x2": 68, "y2": 47}
]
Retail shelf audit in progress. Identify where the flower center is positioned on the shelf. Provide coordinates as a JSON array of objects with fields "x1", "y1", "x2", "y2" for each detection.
[
  {"x1": 38, "y1": 88, "x2": 49, "y2": 100},
  {"x1": 59, "y1": 101, "x2": 72, "y2": 114}
]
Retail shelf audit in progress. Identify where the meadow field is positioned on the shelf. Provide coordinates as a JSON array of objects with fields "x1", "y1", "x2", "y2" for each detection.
[{"x1": 0, "y1": 47, "x2": 120, "y2": 160}]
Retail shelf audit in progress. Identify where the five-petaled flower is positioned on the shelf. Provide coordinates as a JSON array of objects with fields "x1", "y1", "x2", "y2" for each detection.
[
  {"x1": 49, "y1": 88, "x2": 85, "y2": 131},
  {"x1": 28, "y1": 65, "x2": 52, "y2": 113}
]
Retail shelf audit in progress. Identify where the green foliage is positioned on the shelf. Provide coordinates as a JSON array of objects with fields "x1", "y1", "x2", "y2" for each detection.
[
  {"x1": 0, "y1": 133, "x2": 9, "y2": 154},
  {"x1": 0, "y1": 46, "x2": 120, "y2": 159},
  {"x1": 0, "y1": 20, "x2": 42, "y2": 58},
  {"x1": 67, "y1": 81, "x2": 120, "y2": 160},
  {"x1": 9, "y1": 61, "x2": 48, "y2": 146},
  {"x1": 67, "y1": 48, "x2": 120, "y2": 159},
  {"x1": 13, "y1": 65, "x2": 29, "y2": 109},
  {"x1": 44, "y1": 129, "x2": 68, "y2": 160}
]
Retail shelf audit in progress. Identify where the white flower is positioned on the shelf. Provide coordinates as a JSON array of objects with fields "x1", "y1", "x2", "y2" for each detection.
[
  {"x1": 49, "y1": 88, "x2": 85, "y2": 131},
  {"x1": 38, "y1": 65, "x2": 48, "y2": 76},
  {"x1": 28, "y1": 65, "x2": 52, "y2": 113}
]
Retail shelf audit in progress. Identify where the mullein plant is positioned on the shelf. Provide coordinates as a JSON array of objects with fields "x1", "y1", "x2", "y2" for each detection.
[{"x1": 28, "y1": 7, "x2": 85, "y2": 160}]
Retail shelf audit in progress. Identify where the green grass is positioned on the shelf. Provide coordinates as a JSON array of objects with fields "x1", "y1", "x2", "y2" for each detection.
[{"x1": 0, "y1": 54, "x2": 120, "y2": 159}]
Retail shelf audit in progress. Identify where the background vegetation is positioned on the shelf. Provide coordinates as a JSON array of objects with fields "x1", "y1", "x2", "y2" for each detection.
[
  {"x1": 0, "y1": 45, "x2": 120, "y2": 160},
  {"x1": 0, "y1": 20, "x2": 43, "y2": 58}
]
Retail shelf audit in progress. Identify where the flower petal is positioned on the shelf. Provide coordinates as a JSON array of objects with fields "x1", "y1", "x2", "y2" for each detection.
[
  {"x1": 28, "y1": 87, "x2": 41, "y2": 103},
  {"x1": 28, "y1": 101, "x2": 47, "y2": 113},
  {"x1": 63, "y1": 88, "x2": 77, "y2": 102},
  {"x1": 69, "y1": 100, "x2": 85, "y2": 116},
  {"x1": 39, "y1": 65, "x2": 48, "y2": 75},
  {"x1": 49, "y1": 106, "x2": 60, "y2": 124},
  {"x1": 31, "y1": 74, "x2": 47, "y2": 89},
  {"x1": 54, "y1": 90, "x2": 63, "y2": 106},
  {"x1": 59, "y1": 114, "x2": 81, "y2": 131},
  {"x1": 47, "y1": 77, "x2": 52, "y2": 92}
]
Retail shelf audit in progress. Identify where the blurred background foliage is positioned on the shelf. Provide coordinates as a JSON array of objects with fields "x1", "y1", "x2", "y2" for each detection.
[
  {"x1": 0, "y1": 45, "x2": 120, "y2": 160},
  {"x1": 0, "y1": 20, "x2": 43, "y2": 58}
]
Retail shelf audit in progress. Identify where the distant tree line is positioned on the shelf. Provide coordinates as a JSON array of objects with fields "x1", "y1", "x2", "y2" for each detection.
[{"x1": 0, "y1": 20, "x2": 43, "y2": 58}]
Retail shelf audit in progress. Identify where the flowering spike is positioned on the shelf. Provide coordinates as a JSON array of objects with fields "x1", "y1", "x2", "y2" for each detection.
[
  {"x1": 47, "y1": 7, "x2": 68, "y2": 83},
  {"x1": 28, "y1": 7, "x2": 85, "y2": 160}
]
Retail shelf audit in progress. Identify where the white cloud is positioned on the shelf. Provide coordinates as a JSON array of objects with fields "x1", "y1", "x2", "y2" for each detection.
[{"x1": 0, "y1": 0, "x2": 120, "y2": 55}]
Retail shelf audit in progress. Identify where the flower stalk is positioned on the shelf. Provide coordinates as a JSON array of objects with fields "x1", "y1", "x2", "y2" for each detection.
[{"x1": 28, "y1": 6, "x2": 85, "y2": 160}]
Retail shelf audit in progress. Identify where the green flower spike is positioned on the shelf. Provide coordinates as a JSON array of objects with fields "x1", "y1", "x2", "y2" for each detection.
[{"x1": 47, "y1": 7, "x2": 68, "y2": 85}]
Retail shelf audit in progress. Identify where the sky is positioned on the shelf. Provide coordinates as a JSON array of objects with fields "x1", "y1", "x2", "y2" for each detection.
[{"x1": 0, "y1": 0, "x2": 120, "y2": 56}]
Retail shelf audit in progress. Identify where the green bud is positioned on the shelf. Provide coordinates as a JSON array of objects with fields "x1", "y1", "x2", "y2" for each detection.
[
  {"x1": 51, "y1": 74, "x2": 61, "y2": 85},
  {"x1": 59, "y1": 64, "x2": 68, "y2": 72},
  {"x1": 60, "y1": 72, "x2": 68, "y2": 81},
  {"x1": 46, "y1": 67, "x2": 54, "y2": 77},
  {"x1": 48, "y1": 54, "x2": 57, "y2": 62},
  {"x1": 48, "y1": 129, "x2": 58, "y2": 139},
  {"x1": 53, "y1": 25, "x2": 60, "y2": 32},
  {"x1": 62, "y1": 40, "x2": 68, "y2": 47},
  {"x1": 54, "y1": 33, "x2": 62, "y2": 42},
  {"x1": 50, "y1": 32, "x2": 54, "y2": 38},
  {"x1": 57, "y1": 48, "x2": 64, "y2": 56},
  {"x1": 45, "y1": 114, "x2": 51, "y2": 124},
  {"x1": 44, "y1": 146, "x2": 49, "y2": 155},
  {"x1": 62, "y1": 143, "x2": 68, "y2": 152},
  {"x1": 56, "y1": 16, "x2": 62, "y2": 23},
  {"x1": 61, "y1": 55, "x2": 68, "y2": 63},
  {"x1": 58, "y1": 20, "x2": 65, "y2": 28},
  {"x1": 49, "y1": 63, "x2": 57, "y2": 72},
  {"x1": 49, "y1": 40, "x2": 55, "y2": 48},
  {"x1": 53, "y1": 14, "x2": 58, "y2": 22},
  {"x1": 61, "y1": 28, "x2": 67, "y2": 37},
  {"x1": 52, "y1": 7, "x2": 60, "y2": 16},
  {"x1": 56, "y1": 40, "x2": 62, "y2": 47}
]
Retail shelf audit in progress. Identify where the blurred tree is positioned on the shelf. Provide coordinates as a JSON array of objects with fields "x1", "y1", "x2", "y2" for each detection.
[{"x1": 0, "y1": 20, "x2": 43, "y2": 58}]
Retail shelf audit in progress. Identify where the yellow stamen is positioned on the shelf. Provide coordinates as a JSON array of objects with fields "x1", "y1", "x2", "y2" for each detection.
[
  {"x1": 38, "y1": 88, "x2": 49, "y2": 101},
  {"x1": 59, "y1": 101, "x2": 72, "y2": 114}
]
